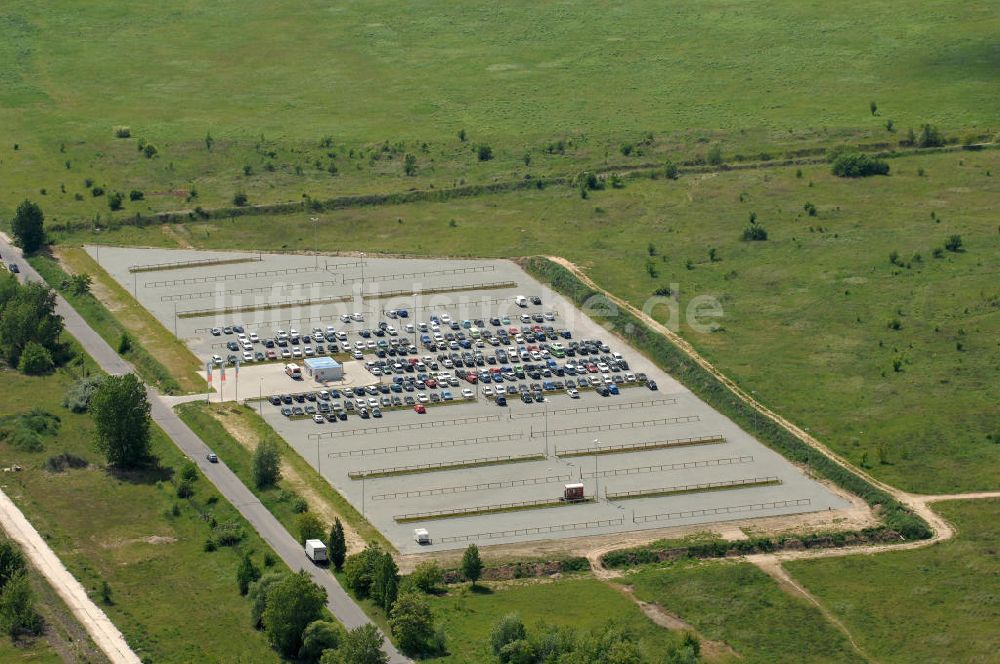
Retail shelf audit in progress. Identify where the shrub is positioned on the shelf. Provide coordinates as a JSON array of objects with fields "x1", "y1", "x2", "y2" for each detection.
[
  {"x1": 944, "y1": 234, "x2": 963, "y2": 252},
  {"x1": 91, "y1": 186, "x2": 105, "y2": 197},
  {"x1": 113, "y1": 126, "x2": 131, "y2": 138},
  {"x1": 664, "y1": 161, "x2": 679, "y2": 180},
  {"x1": 213, "y1": 520, "x2": 245, "y2": 547},
  {"x1": 44, "y1": 452, "x2": 88, "y2": 472},
  {"x1": 490, "y1": 613, "x2": 527, "y2": 656},
  {"x1": 477, "y1": 144, "x2": 493, "y2": 161},
  {"x1": 175, "y1": 478, "x2": 194, "y2": 498},
  {"x1": 129, "y1": 189, "x2": 144, "y2": 201},
  {"x1": 108, "y1": 191, "x2": 124, "y2": 211},
  {"x1": 804, "y1": 202, "x2": 817, "y2": 216},
  {"x1": 296, "y1": 512, "x2": 325, "y2": 545},
  {"x1": 299, "y1": 619, "x2": 343, "y2": 663},
  {"x1": 408, "y1": 561, "x2": 444, "y2": 594},
  {"x1": 706, "y1": 145, "x2": 723, "y2": 165},
  {"x1": 18, "y1": 341, "x2": 54, "y2": 375},
  {"x1": 831, "y1": 152, "x2": 890, "y2": 177},
  {"x1": 117, "y1": 332, "x2": 132, "y2": 354},
  {"x1": 741, "y1": 225, "x2": 768, "y2": 241},
  {"x1": 390, "y1": 591, "x2": 437, "y2": 655},
  {"x1": 142, "y1": 143, "x2": 158, "y2": 159},
  {"x1": 233, "y1": 192, "x2": 249, "y2": 206},
  {"x1": 343, "y1": 542, "x2": 383, "y2": 598},
  {"x1": 916, "y1": 124, "x2": 945, "y2": 148},
  {"x1": 251, "y1": 438, "x2": 281, "y2": 488}
]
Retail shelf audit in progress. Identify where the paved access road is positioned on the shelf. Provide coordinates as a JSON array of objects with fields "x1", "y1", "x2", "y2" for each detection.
[{"x1": 0, "y1": 236, "x2": 407, "y2": 664}]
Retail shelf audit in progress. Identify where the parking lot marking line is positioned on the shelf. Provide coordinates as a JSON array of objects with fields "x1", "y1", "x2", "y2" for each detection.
[
  {"x1": 556, "y1": 434, "x2": 725, "y2": 457},
  {"x1": 605, "y1": 476, "x2": 781, "y2": 501},
  {"x1": 370, "y1": 473, "x2": 574, "y2": 501},
  {"x1": 537, "y1": 415, "x2": 701, "y2": 440},
  {"x1": 510, "y1": 397, "x2": 678, "y2": 420},
  {"x1": 394, "y1": 496, "x2": 596, "y2": 523},
  {"x1": 633, "y1": 498, "x2": 813, "y2": 524},
  {"x1": 581, "y1": 455, "x2": 755, "y2": 478},
  {"x1": 347, "y1": 453, "x2": 545, "y2": 479},
  {"x1": 326, "y1": 432, "x2": 523, "y2": 459},
  {"x1": 438, "y1": 517, "x2": 626, "y2": 544}
]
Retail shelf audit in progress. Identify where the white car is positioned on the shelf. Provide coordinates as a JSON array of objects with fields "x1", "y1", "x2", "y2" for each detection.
[
  {"x1": 242, "y1": 351, "x2": 253, "y2": 362},
  {"x1": 340, "y1": 314, "x2": 351, "y2": 323},
  {"x1": 567, "y1": 388, "x2": 580, "y2": 398},
  {"x1": 462, "y1": 388, "x2": 474, "y2": 400},
  {"x1": 352, "y1": 351, "x2": 363, "y2": 360},
  {"x1": 482, "y1": 386, "x2": 494, "y2": 397},
  {"x1": 249, "y1": 332, "x2": 260, "y2": 343},
  {"x1": 417, "y1": 393, "x2": 429, "y2": 403},
  {"x1": 313, "y1": 415, "x2": 324, "y2": 423},
  {"x1": 367, "y1": 398, "x2": 379, "y2": 408},
  {"x1": 440, "y1": 313, "x2": 452, "y2": 323},
  {"x1": 625, "y1": 373, "x2": 636, "y2": 383},
  {"x1": 404, "y1": 324, "x2": 415, "y2": 333},
  {"x1": 292, "y1": 348, "x2": 303, "y2": 358},
  {"x1": 352, "y1": 312, "x2": 364, "y2": 321},
  {"x1": 281, "y1": 348, "x2": 292, "y2": 359},
  {"x1": 211, "y1": 354, "x2": 223, "y2": 365},
  {"x1": 276, "y1": 329, "x2": 288, "y2": 339}
]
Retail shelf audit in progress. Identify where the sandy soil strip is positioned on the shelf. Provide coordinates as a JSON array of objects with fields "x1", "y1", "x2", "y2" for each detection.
[{"x1": 0, "y1": 489, "x2": 141, "y2": 664}]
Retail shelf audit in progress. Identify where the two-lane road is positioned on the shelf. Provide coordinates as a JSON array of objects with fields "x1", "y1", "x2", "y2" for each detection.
[{"x1": 0, "y1": 236, "x2": 407, "y2": 663}]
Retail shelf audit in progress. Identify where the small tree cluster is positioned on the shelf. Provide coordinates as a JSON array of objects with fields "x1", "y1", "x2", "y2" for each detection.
[
  {"x1": 90, "y1": 373, "x2": 151, "y2": 468},
  {"x1": 343, "y1": 542, "x2": 399, "y2": 611},
  {"x1": 830, "y1": 152, "x2": 889, "y2": 177},
  {"x1": 10, "y1": 200, "x2": 45, "y2": 253},
  {"x1": 0, "y1": 274, "x2": 64, "y2": 370},
  {"x1": 0, "y1": 539, "x2": 43, "y2": 639},
  {"x1": 251, "y1": 437, "x2": 281, "y2": 488}
]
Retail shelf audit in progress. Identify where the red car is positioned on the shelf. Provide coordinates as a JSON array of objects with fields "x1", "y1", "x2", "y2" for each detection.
[
  {"x1": 425, "y1": 378, "x2": 438, "y2": 388},
  {"x1": 413, "y1": 404, "x2": 426, "y2": 414},
  {"x1": 466, "y1": 372, "x2": 478, "y2": 384}
]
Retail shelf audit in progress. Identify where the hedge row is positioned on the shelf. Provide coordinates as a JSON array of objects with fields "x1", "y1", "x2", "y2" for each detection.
[{"x1": 522, "y1": 257, "x2": 932, "y2": 551}]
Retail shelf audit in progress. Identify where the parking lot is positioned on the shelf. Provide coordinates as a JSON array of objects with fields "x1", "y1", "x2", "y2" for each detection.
[{"x1": 90, "y1": 246, "x2": 849, "y2": 552}]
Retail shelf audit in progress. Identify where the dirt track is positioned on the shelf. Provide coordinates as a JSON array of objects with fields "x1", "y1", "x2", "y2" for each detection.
[{"x1": 0, "y1": 489, "x2": 141, "y2": 664}]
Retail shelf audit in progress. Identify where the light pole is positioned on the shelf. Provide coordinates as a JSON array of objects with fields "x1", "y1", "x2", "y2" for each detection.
[
  {"x1": 593, "y1": 438, "x2": 600, "y2": 500},
  {"x1": 359, "y1": 252, "x2": 366, "y2": 321},
  {"x1": 310, "y1": 218, "x2": 319, "y2": 268},
  {"x1": 544, "y1": 397, "x2": 550, "y2": 458}
]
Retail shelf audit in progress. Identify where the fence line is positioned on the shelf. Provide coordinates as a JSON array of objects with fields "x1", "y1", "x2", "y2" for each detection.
[
  {"x1": 394, "y1": 495, "x2": 592, "y2": 522},
  {"x1": 511, "y1": 397, "x2": 677, "y2": 420},
  {"x1": 582, "y1": 455, "x2": 754, "y2": 479},
  {"x1": 311, "y1": 414, "x2": 501, "y2": 440},
  {"x1": 176, "y1": 280, "x2": 517, "y2": 318},
  {"x1": 633, "y1": 498, "x2": 812, "y2": 524},
  {"x1": 146, "y1": 265, "x2": 319, "y2": 288},
  {"x1": 606, "y1": 476, "x2": 780, "y2": 501},
  {"x1": 371, "y1": 473, "x2": 573, "y2": 501},
  {"x1": 159, "y1": 278, "x2": 343, "y2": 302},
  {"x1": 129, "y1": 255, "x2": 262, "y2": 273},
  {"x1": 344, "y1": 265, "x2": 495, "y2": 285},
  {"x1": 556, "y1": 434, "x2": 724, "y2": 457},
  {"x1": 536, "y1": 415, "x2": 700, "y2": 439},
  {"x1": 327, "y1": 433, "x2": 522, "y2": 458},
  {"x1": 438, "y1": 517, "x2": 625, "y2": 544},
  {"x1": 347, "y1": 452, "x2": 543, "y2": 479}
]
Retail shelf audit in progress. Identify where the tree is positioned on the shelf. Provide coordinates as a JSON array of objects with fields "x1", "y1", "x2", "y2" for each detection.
[
  {"x1": 457, "y1": 129, "x2": 467, "y2": 142},
  {"x1": 262, "y1": 571, "x2": 327, "y2": 657},
  {"x1": 917, "y1": 124, "x2": 945, "y2": 148},
  {"x1": 18, "y1": 341, "x2": 53, "y2": 375},
  {"x1": 403, "y1": 153, "x2": 417, "y2": 176},
  {"x1": 251, "y1": 438, "x2": 281, "y2": 488},
  {"x1": 0, "y1": 540, "x2": 26, "y2": 588},
  {"x1": 10, "y1": 200, "x2": 45, "y2": 253},
  {"x1": 477, "y1": 144, "x2": 493, "y2": 161},
  {"x1": 248, "y1": 571, "x2": 286, "y2": 629},
  {"x1": 741, "y1": 225, "x2": 768, "y2": 241},
  {"x1": 869, "y1": 100, "x2": 878, "y2": 116},
  {"x1": 499, "y1": 639, "x2": 536, "y2": 664},
  {"x1": 117, "y1": 331, "x2": 132, "y2": 354},
  {"x1": 329, "y1": 518, "x2": 346, "y2": 571},
  {"x1": 409, "y1": 560, "x2": 443, "y2": 594},
  {"x1": 0, "y1": 571, "x2": 42, "y2": 638},
  {"x1": 326, "y1": 623, "x2": 387, "y2": 664},
  {"x1": 0, "y1": 278, "x2": 62, "y2": 366},
  {"x1": 233, "y1": 191, "x2": 249, "y2": 206},
  {"x1": 108, "y1": 191, "x2": 124, "y2": 211},
  {"x1": 830, "y1": 152, "x2": 889, "y2": 177},
  {"x1": 461, "y1": 544, "x2": 483, "y2": 586},
  {"x1": 299, "y1": 619, "x2": 344, "y2": 663},
  {"x1": 296, "y1": 512, "x2": 325, "y2": 545},
  {"x1": 490, "y1": 613, "x2": 526, "y2": 655},
  {"x1": 371, "y1": 552, "x2": 399, "y2": 612},
  {"x1": 389, "y1": 591, "x2": 436, "y2": 654},
  {"x1": 90, "y1": 373, "x2": 151, "y2": 468},
  {"x1": 68, "y1": 273, "x2": 93, "y2": 296},
  {"x1": 236, "y1": 552, "x2": 261, "y2": 596},
  {"x1": 343, "y1": 542, "x2": 383, "y2": 597}
]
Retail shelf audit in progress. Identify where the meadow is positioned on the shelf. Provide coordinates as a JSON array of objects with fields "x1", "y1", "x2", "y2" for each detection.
[
  {"x1": 0, "y1": 363, "x2": 283, "y2": 663},
  {"x1": 786, "y1": 499, "x2": 1000, "y2": 664},
  {"x1": 621, "y1": 560, "x2": 858, "y2": 663},
  {"x1": 1, "y1": 0, "x2": 998, "y2": 219},
  {"x1": 50, "y1": 148, "x2": 1000, "y2": 494}
]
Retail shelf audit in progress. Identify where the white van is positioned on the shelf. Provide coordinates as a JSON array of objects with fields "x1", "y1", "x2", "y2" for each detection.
[
  {"x1": 515, "y1": 295, "x2": 528, "y2": 308},
  {"x1": 285, "y1": 363, "x2": 302, "y2": 379},
  {"x1": 413, "y1": 528, "x2": 430, "y2": 544}
]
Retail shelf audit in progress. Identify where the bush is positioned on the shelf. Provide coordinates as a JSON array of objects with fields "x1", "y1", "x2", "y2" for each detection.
[
  {"x1": 142, "y1": 143, "x2": 158, "y2": 158},
  {"x1": 831, "y1": 152, "x2": 890, "y2": 177},
  {"x1": 107, "y1": 191, "x2": 124, "y2": 211},
  {"x1": 44, "y1": 452, "x2": 88, "y2": 472},
  {"x1": 707, "y1": 145, "x2": 723, "y2": 165},
  {"x1": 664, "y1": 161, "x2": 679, "y2": 180},
  {"x1": 129, "y1": 189, "x2": 144, "y2": 201},
  {"x1": 117, "y1": 332, "x2": 132, "y2": 354},
  {"x1": 213, "y1": 520, "x2": 245, "y2": 546},
  {"x1": 408, "y1": 560, "x2": 444, "y2": 594},
  {"x1": 390, "y1": 591, "x2": 437, "y2": 655},
  {"x1": 490, "y1": 613, "x2": 527, "y2": 656},
  {"x1": 343, "y1": 542, "x2": 383, "y2": 598},
  {"x1": 112, "y1": 126, "x2": 131, "y2": 138},
  {"x1": 175, "y1": 478, "x2": 194, "y2": 498},
  {"x1": 917, "y1": 124, "x2": 945, "y2": 148},
  {"x1": 296, "y1": 512, "x2": 325, "y2": 545},
  {"x1": 233, "y1": 192, "x2": 249, "y2": 206},
  {"x1": 741, "y1": 225, "x2": 768, "y2": 241},
  {"x1": 18, "y1": 341, "x2": 54, "y2": 374},
  {"x1": 477, "y1": 144, "x2": 493, "y2": 161},
  {"x1": 944, "y1": 234, "x2": 963, "y2": 252},
  {"x1": 299, "y1": 619, "x2": 343, "y2": 663},
  {"x1": 251, "y1": 438, "x2": 281, "y2": 488}
]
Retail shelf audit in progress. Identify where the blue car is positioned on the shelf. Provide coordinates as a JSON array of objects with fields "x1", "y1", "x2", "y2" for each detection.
[{"x1": 608, "y1": 383, "x2": 619, "y2": 395}]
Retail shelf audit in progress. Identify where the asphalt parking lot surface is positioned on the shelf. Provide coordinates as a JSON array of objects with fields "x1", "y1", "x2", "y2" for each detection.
[{"x1": 91, "y1": 247, "x2": 848, "y2": 552}]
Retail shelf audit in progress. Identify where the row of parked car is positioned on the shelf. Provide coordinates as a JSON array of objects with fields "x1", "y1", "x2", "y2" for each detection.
[{"x1": 268, "y1": 383, "x2": 476, "y2": 422}]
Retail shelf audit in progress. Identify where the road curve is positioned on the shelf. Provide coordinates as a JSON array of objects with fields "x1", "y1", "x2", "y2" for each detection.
[{"x1": 0, "y1": 236, "x2": 407, "y2": 664}]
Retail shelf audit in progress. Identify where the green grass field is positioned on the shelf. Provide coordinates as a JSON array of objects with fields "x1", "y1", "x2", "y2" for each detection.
[
  {"x1": 51, "y1": 148, "x2": 1000, "y2": 494},
  {"x1": 786, "y1": 499, "x2": 1000, "y2": 664},
  {"x1": 428, "y1": 577, "x2": 688, "y2": 663},
  {"x1": 1, "y1": 0, "x2": 998, "y2": 220},
  {"x1": 0, "y1": 365, "x2": 282, "y2": 663},
  {"x1": 621, "y1": 561, "x2": 858, "y2": 663}
]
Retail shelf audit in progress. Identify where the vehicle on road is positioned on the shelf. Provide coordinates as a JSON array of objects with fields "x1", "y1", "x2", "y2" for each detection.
[{"x1": 206, "y1": 452, "x2": 218, "y2": 463}]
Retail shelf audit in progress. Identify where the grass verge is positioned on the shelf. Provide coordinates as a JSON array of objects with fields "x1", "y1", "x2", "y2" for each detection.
[
  {"x1": 0, "y1": 366, "x2": 283, "y2": 663},
  {"x1": 175, "y1": 401, "x2": 391, "y2": 551},
  {"x1": 26, "y1": 251, "x2": 199, "y2": 395}
]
